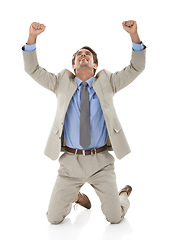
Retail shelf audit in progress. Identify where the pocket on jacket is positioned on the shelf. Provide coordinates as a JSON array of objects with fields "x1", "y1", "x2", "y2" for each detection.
[{"x1": 113, "y1": 126, "x2": 122, "y2": 133}]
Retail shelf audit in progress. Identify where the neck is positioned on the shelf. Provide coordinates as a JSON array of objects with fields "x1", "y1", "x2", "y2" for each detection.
[{"x1": 75, "y1": 68, "x2": 94, "y2": 81}]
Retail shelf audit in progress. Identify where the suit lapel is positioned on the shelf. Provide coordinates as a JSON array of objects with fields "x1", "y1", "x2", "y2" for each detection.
[
  {"x1": 63, "y1": 70, "x2": 77, "y2": 114},
  {"x1": 92, "y1": 70, "x2": 106, "y2": 109}
]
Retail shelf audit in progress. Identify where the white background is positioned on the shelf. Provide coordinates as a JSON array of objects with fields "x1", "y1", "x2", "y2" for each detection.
[{"x1": 1, "y1": 0, "x2": 171, "y2": 239}]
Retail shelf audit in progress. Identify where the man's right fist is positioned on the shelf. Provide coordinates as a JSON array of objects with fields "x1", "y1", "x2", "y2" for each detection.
[{"x1": 29, "y1": 22, "x2": 46, "y2": 36}]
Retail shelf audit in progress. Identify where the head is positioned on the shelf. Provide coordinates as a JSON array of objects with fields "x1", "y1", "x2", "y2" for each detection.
[{"x1": 72, "y1": 46, "x2": 98, "y2": 75}]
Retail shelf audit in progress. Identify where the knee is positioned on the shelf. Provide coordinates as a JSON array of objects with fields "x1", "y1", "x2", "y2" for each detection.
[
  {"x1": 46, "y1": 212, "x2": 64, "y2": 225},
  {"x1": 48, "y1": 218, "x2": 64, "y2": 225},
  {"x1": 106, "y1": 215, "x2": 123, "y2": 224},
  {"x1": 109, "y1": 218, "x2": 122, "y2": 224}
]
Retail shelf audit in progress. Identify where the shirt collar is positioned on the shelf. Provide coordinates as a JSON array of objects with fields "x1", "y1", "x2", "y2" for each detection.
[{"x1": 75, "y1": 76, "x2": 94, "y2": 88}]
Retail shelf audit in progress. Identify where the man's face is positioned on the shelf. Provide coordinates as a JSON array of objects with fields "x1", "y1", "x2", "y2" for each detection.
[{"x1": 72, "y1": 49, "x2": 97, "y2": 73}]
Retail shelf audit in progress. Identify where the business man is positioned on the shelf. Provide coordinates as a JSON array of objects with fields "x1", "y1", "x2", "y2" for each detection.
[{"x1": 22, "y1": 20, "x2": 146, "y2": 224}]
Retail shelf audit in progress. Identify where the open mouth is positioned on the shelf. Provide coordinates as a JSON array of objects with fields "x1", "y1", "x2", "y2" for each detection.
[{"x1": 80, "y1": 58, "x2": 87, "y2": 62}]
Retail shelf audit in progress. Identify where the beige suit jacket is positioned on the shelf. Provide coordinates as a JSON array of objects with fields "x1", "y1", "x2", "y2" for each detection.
[{"x1": 22, "y1": 46, "x2": 146, "y2": 160}]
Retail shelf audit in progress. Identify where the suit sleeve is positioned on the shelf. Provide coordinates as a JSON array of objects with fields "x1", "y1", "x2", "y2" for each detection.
[
  {"x1": 22, "y1": 46, "x2": 61, "y2": 93},
  {"x1": 110, "y1": 46, "x2": 146, "y2": 93}
]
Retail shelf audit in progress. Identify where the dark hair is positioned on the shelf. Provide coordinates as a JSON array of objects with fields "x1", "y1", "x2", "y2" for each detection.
[{"x1": 72, "y1": 46, "x2": 98, "y2": 75}]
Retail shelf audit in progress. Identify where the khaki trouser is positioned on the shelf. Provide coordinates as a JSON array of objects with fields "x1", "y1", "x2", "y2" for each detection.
[{"x1": 46, "y1": 150, "x2": 130, "y2": 224}]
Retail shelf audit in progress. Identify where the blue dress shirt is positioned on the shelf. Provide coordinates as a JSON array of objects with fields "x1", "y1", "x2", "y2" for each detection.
[
  {"x1": 64, "y1": 76, "x2": 108, "y2": 150},
  {"x1": 24, "y1": 42, "x2": 145, "y2": 150}
]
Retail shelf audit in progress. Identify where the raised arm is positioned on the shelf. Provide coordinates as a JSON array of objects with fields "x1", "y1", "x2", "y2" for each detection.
[
  {"x1": 110, "y1": 20, "x2": 146, "y2": 93},
  {"x1": 22, "y1": 22, "x2": 60, "y2": 93}
]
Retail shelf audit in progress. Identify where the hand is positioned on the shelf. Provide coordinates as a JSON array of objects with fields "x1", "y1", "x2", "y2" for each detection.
[
  {"x1": 27, "y1": 22, "x2": 46, "y2": 45},
  {"x1": 29, "y1": 22, "x2": 46, "y2": 37},
  {"x1": 122, "y1": 20, "x2": 141, "y2": 44},
  {"x1": 122, "y1": 20, "x2": 137, "y2": 35}
]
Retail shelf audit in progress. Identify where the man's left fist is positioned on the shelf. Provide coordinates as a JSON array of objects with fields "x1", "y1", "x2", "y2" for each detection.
[{"x1": 122, "y1": 20, "x2": 137, "y2": 35}]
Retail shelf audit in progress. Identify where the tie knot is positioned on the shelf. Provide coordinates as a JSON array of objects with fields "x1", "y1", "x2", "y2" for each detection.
[{"x1": 81, "y1": 82, "x2": 88, "y2": 87}]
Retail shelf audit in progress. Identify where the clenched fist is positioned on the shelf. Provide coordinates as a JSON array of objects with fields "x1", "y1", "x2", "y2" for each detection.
[
  {"x1": 122, "y1": 20, "x2": 141, "y2": 44},
  {"x1": 27, "y1": 22, "x2": 46, "y2": 45},
  {"x1": 122, "y1": 20, "x2": 137, "y2": 35},
  {"x1": 29, "y1": 22, "x2": 46, "y2": 36}
]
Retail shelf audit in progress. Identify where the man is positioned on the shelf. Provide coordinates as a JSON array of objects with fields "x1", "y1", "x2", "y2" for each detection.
[{"x1": 22, "y1": 20, "x2": 146, "y2": 224}]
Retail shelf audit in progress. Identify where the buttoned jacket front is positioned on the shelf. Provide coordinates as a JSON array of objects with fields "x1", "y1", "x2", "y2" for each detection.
[{"x1": 22, "y1": 47, "x2": 146, "y2": 160}]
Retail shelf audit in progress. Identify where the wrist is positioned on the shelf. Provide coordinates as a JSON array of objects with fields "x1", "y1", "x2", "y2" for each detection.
[
  {"x1": 129, "y1": 33, "x2": 141, "y2": 44},
  {"x1": 27, "y1": 34, "x2": 37, "y2": 45}
]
